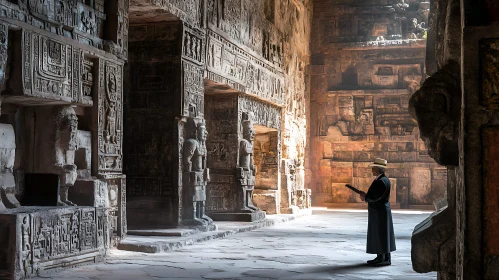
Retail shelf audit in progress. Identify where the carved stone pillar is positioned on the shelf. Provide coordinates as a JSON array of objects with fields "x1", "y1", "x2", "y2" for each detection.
[{"x1": 181, "y1": 117, "x2": 215, "y2": 231}]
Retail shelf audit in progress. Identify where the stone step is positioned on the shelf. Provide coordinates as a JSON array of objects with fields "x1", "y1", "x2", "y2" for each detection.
[
  {"x1": 117, "y1": 210, "x2": 313, "y2": 254},
  {"x1": 127, "y1": 228, "x2": 201, "y2": 237}
]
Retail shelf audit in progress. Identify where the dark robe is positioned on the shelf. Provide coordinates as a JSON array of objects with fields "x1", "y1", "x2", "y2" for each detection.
[{"x1": 365, "y1": 173, "x2": 396, "y2": 254}]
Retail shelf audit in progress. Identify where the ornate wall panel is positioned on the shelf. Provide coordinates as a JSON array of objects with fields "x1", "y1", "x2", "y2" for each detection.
[
  {"x1": 182, "y1": 60, "x2": 205, "y2": 118},
  {"x1": 98, "y1": 60, "x2": 124, "y2": 173},
  {"x1": 206, "y1": 29, "x2": 286, "y2": 106},
  {"x1": 4, "y1": 207, "x2": 107, "y2": 279},
  {"x1": 21, "y1": 30, "x2": 87, "y2": 104}
]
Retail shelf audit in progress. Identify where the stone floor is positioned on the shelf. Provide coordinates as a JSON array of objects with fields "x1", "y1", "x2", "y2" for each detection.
[{"x1": 33, "y1": 209, "x2": 437, "y2": 280}]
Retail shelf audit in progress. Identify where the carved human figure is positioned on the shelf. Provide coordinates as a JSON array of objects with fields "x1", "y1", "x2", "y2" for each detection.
[
  {"x1": 237, "y1": 118, "x2": 259, "y2": 212},
  {"x1": 21, "y1": 216, "x2": 31, "y2": 277},
  {"x1": 105, "y1": 72, "x2": 118, "y2": 145},
  {"x1": 53, "y1": 106, "x2": 78, "y2": 206},
  {"x1": 0, "y1": 123, "x2": 21, "y2": 211},
  {"x1": 183, "y1": 120, "x2": 213, "y2": 226}
]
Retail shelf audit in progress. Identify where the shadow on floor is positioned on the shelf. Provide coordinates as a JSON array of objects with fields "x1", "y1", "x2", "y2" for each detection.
[{"x1": 305, "y1": 263, "x2": 377, "y2": 274}]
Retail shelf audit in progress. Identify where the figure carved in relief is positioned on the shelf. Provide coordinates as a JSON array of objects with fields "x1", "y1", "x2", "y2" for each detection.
[
  {"x1": 237, "y1": 115, "x2": 259, "y2": 212},
  {"x1": 183, "y1": 119, "x2": 213, "y2": 227},
  {"x1": 53, "y1": 106, "x2": 78, "y2": 206},
  {"x1": 0, "y1": 123, "x2": 21, "y2": 211},
  {"x1": 81, "y1": 10, "x2": 97, "y2": 35},
  {"x1": 21, "y1": 216, "x2": 32, "y2": 277},
  {"x1": 105, "y1": 71, "x2": 118, "y2": 145}
]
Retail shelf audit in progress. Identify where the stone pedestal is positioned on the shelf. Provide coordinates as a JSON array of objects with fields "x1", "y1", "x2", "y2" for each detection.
[
  {"x1": 253, "y1": 189, "x2": 279, "y2": 214},
  {"x1": 209, "y1": 210, "x2": 266, "y2": 222},
  {"x1": 0, "y1": 206, "x2": 107, "y2": 280}
]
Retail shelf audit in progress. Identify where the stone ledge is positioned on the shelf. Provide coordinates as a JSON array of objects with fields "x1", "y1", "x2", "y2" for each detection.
[{"x1": 117, "y1": 212, "x2": 311, "y2": 254}]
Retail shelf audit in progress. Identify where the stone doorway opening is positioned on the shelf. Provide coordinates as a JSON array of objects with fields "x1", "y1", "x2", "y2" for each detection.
[
  {"x1": 253, "y1": 125, "x2": 280, "y2": 214},
  {"x1": 124, "y1": 12, "x2": 182, "y2": 230}
]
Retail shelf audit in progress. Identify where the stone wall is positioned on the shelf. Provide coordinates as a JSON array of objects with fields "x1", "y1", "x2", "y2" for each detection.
[
  {"x1": 308, "y1": 0, "x2": 446, "y2": 208},
  {"x1": 0, "y1": 0, "x2": 128, "y2": 278}
]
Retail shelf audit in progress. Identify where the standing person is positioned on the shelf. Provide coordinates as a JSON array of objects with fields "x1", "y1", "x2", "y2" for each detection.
[{"x1": 359, "y1": 158, "x2": 396, "y2": 266}]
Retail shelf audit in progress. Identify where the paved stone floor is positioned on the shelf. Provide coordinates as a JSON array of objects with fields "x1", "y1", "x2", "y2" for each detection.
[{"x1": 34, "y1": 209, "x2": 436, "y2": 280}]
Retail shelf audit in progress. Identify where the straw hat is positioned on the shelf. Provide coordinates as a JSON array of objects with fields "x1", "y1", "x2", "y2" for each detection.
[{"x1": 369, "y1": 158, "x2": 387, "y2": 168}]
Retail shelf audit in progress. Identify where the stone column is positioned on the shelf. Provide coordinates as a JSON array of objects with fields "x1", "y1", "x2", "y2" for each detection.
[{"x1": 459, "y1": 0, "x2": 499, "y2": 278}]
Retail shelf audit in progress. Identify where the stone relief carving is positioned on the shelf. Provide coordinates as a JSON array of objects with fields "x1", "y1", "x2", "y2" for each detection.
[
  {"x1": 236, "y1": 114, "x2": 259, "y2": 212},
  {"x1": 183, "y1": 61, "x2": 204, "y2": 118},
  {"x1": 21, "y1": 31, "x2": 97, "y2": 105},
  {"x1": 182, "y1": 25, "x2": 205, "y2": 65},
  {"x1": 0, "y1": 21, "x2": 7, "y2": 93},
  {"x1": 409, "y1": 61, "x2": 461, "y2": 166},
  {"x1": 81, "y1": 58, "x2": 94, "y2": 98},
  {"x1": 206, "y1": 30, "x2": 285, "y2": 105},
  {"x1": 182, "y1": 118, "x2": 214, "y2": 227},
  {"x1": 18, "y1": 207, "x2": 106, "y2": 278},
  {"x1": 151, "y1": 0, "x2": 202, "y2": 28},
  {"x1": 53, "y1": 106, "x2": 78, "y2": 206},
  {"x1": 98, "y1": 60, "x2": 123, "y2": 173},
  {"x1": 238, "y1": 94, "x2": 282, "y2": 131},
  {"x1": 0, "y1": 124, "x2": 21, "y2": 211}
]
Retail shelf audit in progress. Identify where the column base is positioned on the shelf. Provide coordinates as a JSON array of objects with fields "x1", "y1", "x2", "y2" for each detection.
[{"x1": 209, "y1": 210, "x2": 266, "y2": 222}]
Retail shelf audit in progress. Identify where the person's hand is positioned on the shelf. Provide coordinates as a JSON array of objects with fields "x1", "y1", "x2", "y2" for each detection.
[{"x1": 359, "y1": 191, "x2": 367, "y2": 202}]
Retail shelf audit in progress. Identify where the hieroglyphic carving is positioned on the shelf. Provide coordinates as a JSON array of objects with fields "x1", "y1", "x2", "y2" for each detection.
[
  {"x1": 206, "y1": 29, "x2": 285, "y2": 105},
  {"x1": 206, "y1": 175, "x2": 234, "y2": 211},
  {"x1": 21, "y1": 30, "x2": 96, "y2": 105},
  {"x1": 98, "y1": 60, "x2": 123, "y2": 172},
  {"x1": 182, "y1": 61, "x2": 204, "y2": 118},
  {"x1": 82, "y1": 58, "x2": 94, "y2": 98},
  {"x1": 17, "y1": 207, "x2": 106, "y2": 277}
]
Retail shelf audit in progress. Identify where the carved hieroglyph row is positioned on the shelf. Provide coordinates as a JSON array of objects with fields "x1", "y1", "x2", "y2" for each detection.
[
  {"x1": 98, "y1": 59, "x2": 124, "y2": 173},
  {"x1": 238, "y1": 94, "x2": 282, "y2": 131},
  {"x1": 206, "y1": 29, "x2": 286, "y2": 106},
  {"x1": 19, "y1": 207, "x2": 106, "y2": 277}
]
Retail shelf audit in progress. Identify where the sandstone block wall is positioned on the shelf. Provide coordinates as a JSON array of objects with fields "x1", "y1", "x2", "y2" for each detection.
[{"x1": 308, "y1": 0, "x2": 446, "y2": 208}]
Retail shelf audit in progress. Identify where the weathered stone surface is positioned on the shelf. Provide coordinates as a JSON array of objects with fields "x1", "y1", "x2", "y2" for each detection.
[
  {"x1": 308, "y1": 0, "x2": 445, "y2": 209},
  {"x1": 0, "y1": 1, "x2": 128, "y2": 278},
  {"x1": 0, "y1": 206, "x2": 107, "y2": 280}
]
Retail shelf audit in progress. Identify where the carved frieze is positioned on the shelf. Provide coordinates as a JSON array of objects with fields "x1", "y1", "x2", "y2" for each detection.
[
  {"x1": 238, "y1": 95, "x2": 282, "y2": 131},
  {"x1": 98, "y1": 60, "x2": 123, "y2": 173},
  {"x1": 206, "y1": 29, "x2": 285, "y2": 105},
  {"x1": 182, "y1": 24, "x2": 205, "y2": 65},
  {"x1": 151, "y1": 0, "x2": 202, "y2": 28}
]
